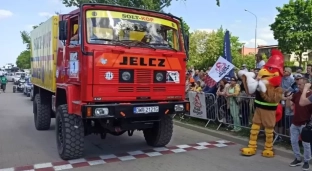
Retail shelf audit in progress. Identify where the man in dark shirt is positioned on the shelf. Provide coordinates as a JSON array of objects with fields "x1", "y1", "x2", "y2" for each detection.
[
  {"x1": 299, "y1": 82, "x2": 312, "y2": 106},
  {"x1": 287, "y1": 78, "x2": 312, "y2": 170}
]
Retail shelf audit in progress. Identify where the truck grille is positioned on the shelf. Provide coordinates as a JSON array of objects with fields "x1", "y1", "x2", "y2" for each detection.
[
  {"x1": 118, "y1": 87, "x2": 134, "y2": 92},
  {"x1": 153, "y1": 87, "x2": 166, "y2": 92},
  {"x1": 97, "y1": 68, "x2": 166, "y2": 93},
  {"x1": 135, "y1": 70, "x2": 151, "y2": 83},
  {"x1": 136, "y1": 87, "x2": 150, "y2": 92}
]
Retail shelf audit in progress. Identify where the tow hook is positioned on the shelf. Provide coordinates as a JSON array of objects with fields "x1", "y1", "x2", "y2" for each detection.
[
  {"x1": 74, "y1": 118, "x2": 81, "y2": 129},
  {"x1": 128, "y1": 130, "x2": 134, "y2": 136}
]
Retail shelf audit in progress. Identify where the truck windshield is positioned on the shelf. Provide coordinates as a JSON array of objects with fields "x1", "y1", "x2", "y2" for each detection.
[{"x1": 85, "y1": 10, "x2": 180, "y2": 51}]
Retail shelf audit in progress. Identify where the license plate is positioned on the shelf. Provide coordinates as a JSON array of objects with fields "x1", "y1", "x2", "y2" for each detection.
[{"x1": 133, "y1": 106, "x2": 159, "y2": 114}]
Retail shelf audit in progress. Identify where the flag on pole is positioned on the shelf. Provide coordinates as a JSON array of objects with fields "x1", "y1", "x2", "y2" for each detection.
[{"x1": 223, "y1": 30, "x2": 234, "y2": 78}]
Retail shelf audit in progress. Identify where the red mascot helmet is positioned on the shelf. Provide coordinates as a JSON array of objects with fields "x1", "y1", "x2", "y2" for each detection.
[{"x1": 264, "y1": 49, "x2": 285, "y2": 76}]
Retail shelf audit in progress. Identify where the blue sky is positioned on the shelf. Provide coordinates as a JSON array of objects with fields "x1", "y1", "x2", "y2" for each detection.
[{"x1": 0, "y1": 0, "x2": 289, "y2": 67}]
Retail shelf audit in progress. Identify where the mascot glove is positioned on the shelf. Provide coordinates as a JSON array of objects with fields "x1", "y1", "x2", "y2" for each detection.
[
  {"x1": 257, "y1": 80, "x2": 267, "y2": 93},
  {"x1": 238, "y1": 70, "x2": 258, "y2": 94},
  {"x1": 238, "y1": 70, "x2": 256, "y2": 79}
]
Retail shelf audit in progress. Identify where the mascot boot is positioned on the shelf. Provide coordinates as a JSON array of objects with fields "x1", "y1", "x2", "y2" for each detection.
[
  {"x1": 241, "y1": 124, "x2": 260, "y2": 156},
  {"x1": 262, "y1": 127, "x2": 274, "y2": 157}
]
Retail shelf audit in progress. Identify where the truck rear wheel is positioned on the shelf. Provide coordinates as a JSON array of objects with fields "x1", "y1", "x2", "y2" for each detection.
[
  {"x1": 34, "y1": 94, "x2": 51, "y2": 130},
  {"x1": 143, "y1": 115, "x2": 173, "y2": 147},
  {"x1": 56, "y1": 104, "x2": 84, "y2": 160}
]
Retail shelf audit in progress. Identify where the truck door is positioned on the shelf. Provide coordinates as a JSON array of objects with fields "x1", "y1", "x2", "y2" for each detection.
[{"x1": 66, "y1": 16, "x2": 81, "y2": 83}]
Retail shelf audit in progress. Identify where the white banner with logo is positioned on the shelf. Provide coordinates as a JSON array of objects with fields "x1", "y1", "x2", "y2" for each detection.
[
  {"x1": 188, "y1": 91, "x2": 207, "y2": 119},
  {"x1": 208, "y1": 56, "x2": 235, "y2": 82}
]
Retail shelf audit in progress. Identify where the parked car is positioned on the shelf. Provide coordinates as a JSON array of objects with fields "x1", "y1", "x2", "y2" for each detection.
[
  {"x1": 23, "y1": 78, "x2": 32, "y2": 97},
  {"x1": 5, "y1": 73, "x2": 14, "y2": 82},
  {"x1": 13, "y1": 72, "x2": 26, "y2": 85}
]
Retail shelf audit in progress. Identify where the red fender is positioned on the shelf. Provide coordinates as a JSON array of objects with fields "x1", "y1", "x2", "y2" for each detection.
[
  {"x1": 56, "y1": 84, "x2": 81, "y2": 115},
  {"x1": 275, "y1": 104, "x2": 282, "y2": 123}
]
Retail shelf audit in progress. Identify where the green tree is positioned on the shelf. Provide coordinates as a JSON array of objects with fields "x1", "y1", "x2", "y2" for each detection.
[
  {"x1": 232, "y1": 54, "x2": 255, "y2": 70},
  {"x1": 16, "y1": 50, "x2": 31, "y2": 69},
  {"x1": 270, "y1": 0, "x2": 312, "y2": 67},
  {"x1": 180, "y1": 17, "x2": 190, "y2": 35},
  {"x1": 20, "y1": 23, "x2": 42, "y2": 50},
  {"x1": 17, "y1": 23, "x2": 42, "y2": 68},
  {"x1": 188, "y1": 27, "x2": 242, "y2": 69}
]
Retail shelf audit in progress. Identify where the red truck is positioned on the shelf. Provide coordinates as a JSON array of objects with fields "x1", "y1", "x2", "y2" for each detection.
[{"x1": 30, "y1": 3, "x2": 189, "y2": 160}]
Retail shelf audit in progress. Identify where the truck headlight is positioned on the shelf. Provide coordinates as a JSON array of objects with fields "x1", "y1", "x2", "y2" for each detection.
[
  {"x1": 174, "y1": 104, "x2": 184, "y2": 112},
  {"x1": 156, "y1": 72, "x2": 164, "y2": 81},
  {"x1": 121, "y1": 71, "x2": 131, "y2": 81},
  {"x1": 94, "y1": 108, "x2": 109, "y2": 116}
]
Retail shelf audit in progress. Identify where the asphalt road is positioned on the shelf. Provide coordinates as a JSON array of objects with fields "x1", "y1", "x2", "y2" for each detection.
[{"x1": 0, "y1": 83, "x2": 302, "y2": 171}]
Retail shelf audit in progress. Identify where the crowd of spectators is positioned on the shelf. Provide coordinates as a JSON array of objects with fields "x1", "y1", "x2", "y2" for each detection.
[
  {"x1": 185, "y1": 61, "x2": 262, "y2": 131},
  {"x1": 185, "y1": 56, "x2": 312, "y2": 135},
  {"x1": 186, "y1": 56, "x2": 312, "y2": 169}
]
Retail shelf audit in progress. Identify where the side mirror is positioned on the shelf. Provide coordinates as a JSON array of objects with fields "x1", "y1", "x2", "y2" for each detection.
[
  {"x1": 184, "y1": 34, "x2": 189, "y2": 52},
  {"x1": 59, "y1": 21, "x2": 67, "y2": 40}
]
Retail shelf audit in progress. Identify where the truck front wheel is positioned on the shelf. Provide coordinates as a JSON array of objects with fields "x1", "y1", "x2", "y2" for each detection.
[
  {"x1": 143, "y1": 115, "x2": 173, "y2": 147},
  {"x1": 34, "y1": 94, "x2": 51, "y2": 130},
  {"x1": 56, "y1": 104, "x2": 84, "y2": 160}
]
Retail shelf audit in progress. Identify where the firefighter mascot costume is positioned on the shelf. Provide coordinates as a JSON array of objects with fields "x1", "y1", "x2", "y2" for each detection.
[{"x1": 238, "y1": 49, "x2": 284, "y2": 158}]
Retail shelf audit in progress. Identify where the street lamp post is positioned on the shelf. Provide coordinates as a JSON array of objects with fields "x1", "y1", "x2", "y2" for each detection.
[{"x1": 244, "y1": 9, "x2": 258, "y2": 55}]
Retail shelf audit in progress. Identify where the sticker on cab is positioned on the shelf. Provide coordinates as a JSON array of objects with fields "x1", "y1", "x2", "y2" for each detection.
[
  {"x1": 166, "y1": 71, "x2": 179, "y2": 83},
  {"x1": 69, "y1": 52, "x2": 79, "y2": 78},
  {"x1": 105, "y1": 71, "x2": 113, "y2": 80}
]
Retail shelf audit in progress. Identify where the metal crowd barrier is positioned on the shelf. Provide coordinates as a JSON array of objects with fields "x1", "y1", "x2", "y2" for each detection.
[{"x1": 179, "y1": 91, "x2": 294, "y2": 144}]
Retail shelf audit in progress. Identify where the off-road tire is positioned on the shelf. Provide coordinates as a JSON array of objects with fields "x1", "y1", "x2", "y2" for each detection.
[
  {"x1": 34, "y1": 94, "x2": 51, "y2": 130},
  {"x1": 30, "y1": 91, "x2": 34, "y2": 101},
  {"x1": 143, "y1": 115, "x2": 173, "y2": 147},
  {"x1": 56, "y1": 104, "x2": 84, "y2": 160}
]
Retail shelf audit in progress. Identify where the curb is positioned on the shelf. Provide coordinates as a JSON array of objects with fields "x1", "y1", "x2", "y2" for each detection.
[{"x1": 173, "y1": 120, "x2": 294, "y2": 159}]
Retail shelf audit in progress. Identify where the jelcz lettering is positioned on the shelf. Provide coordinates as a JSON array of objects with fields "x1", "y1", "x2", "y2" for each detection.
[{"x1": 119, "y1": 56, "x2": 165, "y2": 67}]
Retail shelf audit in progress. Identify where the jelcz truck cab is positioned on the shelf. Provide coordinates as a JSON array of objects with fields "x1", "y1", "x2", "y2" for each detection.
[{"x1": 31, "y1": 3, "x2": 190, "y2": 160}]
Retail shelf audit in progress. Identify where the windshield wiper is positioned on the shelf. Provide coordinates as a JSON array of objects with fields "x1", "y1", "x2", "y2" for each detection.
[
  {"x1": 120, "y1": 40, "x2": 156, "y2": 50},
  {"x1": 90, "y1": 38, "x2": 130, "y2": 48},
  {"x1": 149, "y1": 43, "x2": 177, "y2": 52}
]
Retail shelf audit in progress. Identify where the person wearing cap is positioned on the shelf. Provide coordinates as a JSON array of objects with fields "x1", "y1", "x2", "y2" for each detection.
[
  {"x1": 291, "y1": 74, "x2": 303, "y2": 93},
  {"x1": 286, "y1": 77, "x2": 312, "y2": 169},
  {"x1": 241, "y1": 64, "x2": 248, "y2": 72},
  {"x1": 225, "y1": 77, "x2": 241, "y2": 132},
  {"x1": 282, "y1": 67, "x2": 295, "y2": 92}
]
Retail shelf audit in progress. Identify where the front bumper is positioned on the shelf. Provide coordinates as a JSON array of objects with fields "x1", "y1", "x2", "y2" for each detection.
[{"x1": 81, "y1": 101, "x2": 189, "y2": 119}]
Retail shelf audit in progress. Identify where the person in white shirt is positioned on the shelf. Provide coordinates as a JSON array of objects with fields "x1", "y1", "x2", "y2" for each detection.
[
  {"x1": 255, "y1": 54, "x2": 265, "y2": 69},
  {"x1": 241, "y1": 64, "x2": 248, "y2": 72}
]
